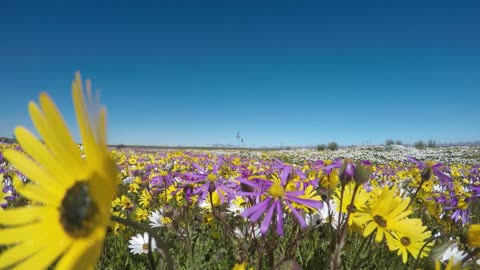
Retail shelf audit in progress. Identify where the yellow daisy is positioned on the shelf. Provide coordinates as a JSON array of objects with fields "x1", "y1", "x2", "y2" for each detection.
[
  {"x1": 333, "y1": 182, "x2": 370, "y2": 227},
  {"x1": 467, "y1": 224, "x2": 480, "y2": 247},
  {"x1": 287, "y1": 183, "x2": 322, "y2": 213},
  {"x1": 139, "y1": 189, "x2": 153, "y2": 208},
  {"x1": 356, "y1": 185, "x2": 411, "y2": 243},
  {"x1": 119, "y1": 195, "x2": 134, "y2": 211},
  {"x1": 0, "y1": 72, "x2": 117, "y2": 269},
  {"x1": 135, "y1": 208, "x2": 149, "y2": 222},
  {"x1": 387, "y1": 218, "x2": 432, "y2": 263},
  {"x1": 232, "y1": 262, "x2": 247, "y2": 270}
]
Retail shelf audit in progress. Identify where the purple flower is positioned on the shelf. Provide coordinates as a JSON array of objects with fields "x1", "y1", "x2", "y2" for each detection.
[
  {"x1": 185, "y1": 159, "x2": 236, "y2": 203},
  {"x1": 239, "y1": 166, "x2": 322, "y2": 236},
  {"x1": 324, "y1": 159, "x2": 343, "y2": 174},
  {"x1": 150, "y1": 170, "x2": 174, "y2": 189},
  {"x1": 406, "y1": 156, "x2": 442, "y2": 169}
]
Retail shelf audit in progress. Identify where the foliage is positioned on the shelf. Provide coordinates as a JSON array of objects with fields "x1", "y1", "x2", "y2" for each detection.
[
  {"x1": 414, "y1": 140, "x2": 426, "y2": 149},
  {"x1": 327, "y1": 142, "x2": 339, "y2": 151},
  {"x1": 317, "y1": 144, "x2": 326, "y2": 151}
]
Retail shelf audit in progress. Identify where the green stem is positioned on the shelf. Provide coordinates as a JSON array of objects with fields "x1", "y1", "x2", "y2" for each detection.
[
  {"x1": 184, "y1": 206, "x2": 195, "y2": 270},
  {"x1": 331, "y1": 183, "x2": 360, "y2": 270},
  {"x1": 408, "y1": 180, "x2": 424, "y2": 208},
  {"x1": 462, "y1": 248, "x2": 480, "y2": 265},
  {"x1": 111, "y1": 215, "x2": 174, "y2": 270},
  {"x1": 337, "y1": 184, "x2": 346, "y2": 236},
  {"x1": 411, "y1": 233, "x2": 444, "y2": 270},
  {"x1": 147, "y1": 234, "x2": 156, "y2": 270},
  {"x1": 350, "y1": 234, "x2": 371, "y2": 270}
]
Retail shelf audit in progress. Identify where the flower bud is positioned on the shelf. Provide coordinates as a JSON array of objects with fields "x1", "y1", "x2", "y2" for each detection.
[
  {"x1": 216, "y1": 248, "x2": 227, "y2": 260},
  {"x1": 354, "y1": 162, "x2": 373, "y2": 184},
  {"x1": 421, "y1": 166, "x2": 432, "y2": 182},
  {"x1": 339, "y1": 159, "x2": 355, "y2": 184},
  {"x1": 278, "y1": 260, "x2": 302, "y2": 270},
  {"x1": 208, "y1": 182, "x2": 216, "y2": 193},
  {"x1": 240, "y1": 182, "x2": 253, "y2": 193},
  {"x1": 163, "y1": 205, "x2": 174, "y2": 218},
  {"x1": 235, "y1": 254, "x2": 244, "y2": 264}
]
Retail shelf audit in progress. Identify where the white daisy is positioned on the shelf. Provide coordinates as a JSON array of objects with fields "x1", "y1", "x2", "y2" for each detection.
[
  {"x1": 128, "y1": 232, "x2": 157, "y2": 255},
  {"x1": 311, "y1": 200, "x2": 339, "y2": 229},
  {"x1": 148, "y1": 210, "x2": 165, "y2": 228},
  {"x1": 198, "y1": 200, "x2": 210, "y2": 210},
  {"x1": 234, "y1": 224, "x2": 261, "y2": 239},
  {"x1": 440, "y1": 243, "x2": 467, "y2": 265},
  {"x1": 227, "y1": 201, "x2": 244, "y2": 216},
  {"x1": 122, "y1": 176, "x2": 135, "y2": 185},
  {"x1": 306, "y1": 213, "x2": 322, "y2": 228}
]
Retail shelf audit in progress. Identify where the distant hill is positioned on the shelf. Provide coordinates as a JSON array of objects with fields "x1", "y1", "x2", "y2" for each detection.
[{"x1": 438, "y1": 141, "x2": 480, "y2": 146}]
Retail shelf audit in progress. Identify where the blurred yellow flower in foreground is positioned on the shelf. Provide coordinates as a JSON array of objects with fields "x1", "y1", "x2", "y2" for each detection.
[{"x1": 0, "y1": 73, "x2": 117, "y2": 269}]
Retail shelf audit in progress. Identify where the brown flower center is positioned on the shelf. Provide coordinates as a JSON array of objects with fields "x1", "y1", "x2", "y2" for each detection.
[
  {"x1": 346, "y1": 204, "x2": 357, "y2": 213},
  {"x1": 373, "y1": 215, "x2": 387, "y2": 227},
  {"x1": 59, "y1": 181, "x2": 98, "y2": 238},
  {"x1": 400, "y1": 236, "x2": 411, "y2": 246}
]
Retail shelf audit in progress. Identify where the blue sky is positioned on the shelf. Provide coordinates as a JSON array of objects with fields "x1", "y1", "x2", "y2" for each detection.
[{"x1": 1, "y1": 1, "x2": 479, "y2": 147}]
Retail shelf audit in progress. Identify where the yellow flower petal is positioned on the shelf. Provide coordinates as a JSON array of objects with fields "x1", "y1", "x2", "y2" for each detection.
[
  {"x1": 0, "y1": 206, "x2": 50, "y2": 226},
  {"x1": 0, "y1": 223, "x2": 44, "y2": 245},
  {"x1": 98, "y1": 107, "x2": 107, "y2": 146},
  {"x1": 38, "y1": 93, "x2": 84, "y2": 166},
  {"x1": 56, "y1": 236, "x2": 102, "y2": 270},
  {"x1": 0, "y1": 233, "x2": 51, "y2": 269},
  {"x1": 72, "y1": 73, "x2": 98, "y2": 162},
  {"x1": 12, "y1": 232, "x2": 71, "y2": 270},
  {"x1": 363, "y1": 222, "x2": 376, "y2": 238},
  {"x1": 13, "y1": 126, "x2": 73, "y2": 187},
  {"x1": 28, "y1": 100, "x2": 85, "y2": 180},
  {"x1": 12, "y1": 177, "x2": 59, "y2": 205},
  {"x1": 38, "y1": 93, "x2": 76, "y2": 148},
  {"x1": 3, "y1": 149, "x2": 63, "y2": 196}
]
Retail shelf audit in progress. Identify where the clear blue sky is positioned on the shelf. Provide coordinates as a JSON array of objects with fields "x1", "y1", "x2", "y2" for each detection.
[{"x1": 1, "y1": 1, "x2": 479, "y2": 147}]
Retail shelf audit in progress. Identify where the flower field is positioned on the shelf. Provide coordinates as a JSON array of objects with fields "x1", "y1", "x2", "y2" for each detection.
[
  {"x1": 1, "y1": 143, "x2": 480, "y2": 269},
  {"x1": 0, "y1": 74, "x2": 479, "y2": 270}
]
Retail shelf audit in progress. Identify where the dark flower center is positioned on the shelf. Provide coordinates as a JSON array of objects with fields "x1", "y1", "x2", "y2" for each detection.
[
  {"x1": 373, "y1": 215, "x2": 387, "y2": 227},
  {"x1": 346, "y1": 204, "x2": 357, "y2": 213},
  {"x1": 400, "y1": 236, "x2": 411, "y2": 246},
  {"x1": 60, "y1": 181, "x2": 98, "y2": 238}
]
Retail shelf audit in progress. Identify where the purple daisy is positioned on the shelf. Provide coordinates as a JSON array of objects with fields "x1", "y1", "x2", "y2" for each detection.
[{"x1": 238, "y1": 166, "x2": 322, "y2": 236}]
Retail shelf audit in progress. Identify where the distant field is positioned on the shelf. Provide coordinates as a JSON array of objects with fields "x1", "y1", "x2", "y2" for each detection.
[{"x1": 2, "y1": 143, "x2": 480, "y2": 269}]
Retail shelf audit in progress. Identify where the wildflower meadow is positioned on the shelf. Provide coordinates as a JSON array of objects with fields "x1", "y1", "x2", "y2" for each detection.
[{"x1": 0, "y1": 75, "x2": 480, "y2": 269}]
